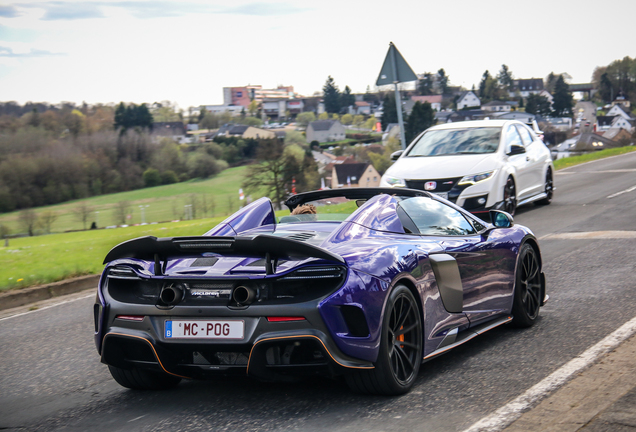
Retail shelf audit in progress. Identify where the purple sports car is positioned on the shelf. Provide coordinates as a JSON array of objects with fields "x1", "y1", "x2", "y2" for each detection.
[{"x1": 94, "y1": 188, "x2": 547, "y2": 395}]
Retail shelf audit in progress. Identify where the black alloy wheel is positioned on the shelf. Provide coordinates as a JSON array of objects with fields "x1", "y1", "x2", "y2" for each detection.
[
  {"x1": 536, "y1": 169, "x2": 553, "y2": 205},
  {"x1": 511, "y1": 243, "x2": 542, "y2": 327},
  {"x1": 345, "y1": 285, "x2": 422, "y2": 395},
  {"x1": 503, "y1": 177, "x2": 517, "y2": 215}
]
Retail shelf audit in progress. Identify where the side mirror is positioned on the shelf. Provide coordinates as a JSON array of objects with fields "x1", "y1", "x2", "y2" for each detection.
[
  {"x1": 489, "y1": 210, "x2": 514, "y2": 228},
  {"x1": 507, "y1": 144, "x2": 526, "y2": 156},
  {"x1": 390, "y1": 150, "x2": 404, "y2": 161}
]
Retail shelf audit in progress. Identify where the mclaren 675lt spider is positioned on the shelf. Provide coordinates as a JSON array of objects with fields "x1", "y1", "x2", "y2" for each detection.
[{"x1": 95, "y1": 187, "x2": 547, "y2": 395}]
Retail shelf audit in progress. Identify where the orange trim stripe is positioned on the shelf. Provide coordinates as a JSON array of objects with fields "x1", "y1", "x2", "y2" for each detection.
[
  {"x1": 104, "y1": 332, "x2": 191, "y2": 380},
  {"x1": 246, "y1": 334, "x2": 374, "y2": 374}
]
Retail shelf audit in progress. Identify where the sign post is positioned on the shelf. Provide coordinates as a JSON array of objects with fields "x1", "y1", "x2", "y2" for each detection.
[{"x1": 376, "y1": 42, "x2": 418, "y2": 150}]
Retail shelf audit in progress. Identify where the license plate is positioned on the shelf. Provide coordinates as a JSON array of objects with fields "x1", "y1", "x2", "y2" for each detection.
[
  {"x1": 433, "y1": 192, "x2": 448, "y2": 200},
  {"x1": 165, "y1": 320, "x2": 244, "y2": 340}
]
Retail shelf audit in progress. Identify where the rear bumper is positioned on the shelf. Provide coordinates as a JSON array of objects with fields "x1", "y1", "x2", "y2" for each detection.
[{"x1": 101, "y1": 323, "x2": 373, "y2": 381}]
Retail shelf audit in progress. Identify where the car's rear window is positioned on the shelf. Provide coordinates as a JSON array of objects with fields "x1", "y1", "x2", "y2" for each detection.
[{"x1": 405, "y1": 127, "x2": 501, "y2": 157}]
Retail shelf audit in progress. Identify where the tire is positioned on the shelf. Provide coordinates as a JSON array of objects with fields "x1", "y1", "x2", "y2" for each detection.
[
  {"x1": 503, "y1": 177, "x2": 517, "y2": 216},
  {"x1": 345, "y1": 285, "x2": 422, "y2": 395},
  {"x1": 536, "y1": 169, "x2": 553, "y2": 205},
  {"x1": 108, "y1": 365, "x2": 182, "y2": 390},
  {"x1": 511, "y1": 244, "x2": 542, "y2": 327}
]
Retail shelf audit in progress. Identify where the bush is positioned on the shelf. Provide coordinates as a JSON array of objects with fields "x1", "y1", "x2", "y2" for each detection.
[
  {"x1": 143, "y1": 168, "x2": 161, "y2": 187},
  {"x1": 161, "y1": 170, "x2": 178, "y2": 185}
]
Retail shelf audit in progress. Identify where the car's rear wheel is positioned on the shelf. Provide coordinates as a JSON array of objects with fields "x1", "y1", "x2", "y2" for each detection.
[
  {"x1": 536, "y1": 169, "x2": 553, "y2": 205},
  {"x1": 511, "y1": 243, "x2": 542, "y2": 327},
  {"x1": 345, "y1": 285, "x2": 422, "y2": 395},
  {"x1": 503, "y1": 177, "x2": 517, "y2": 215},
  {"x1": 108, "y1": 365, "x2": 182, "y2": 390}
]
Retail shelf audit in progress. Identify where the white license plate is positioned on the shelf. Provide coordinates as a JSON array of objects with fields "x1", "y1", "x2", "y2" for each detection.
[
  {"x1": 165, "y1": 320, "x2": 244, "y2": 340},
  {"x1": 433, "y1": 192, "x2": 448, "y2": 200}
]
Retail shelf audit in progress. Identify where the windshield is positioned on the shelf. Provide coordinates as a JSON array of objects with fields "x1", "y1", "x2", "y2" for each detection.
[{"x1": 405, "y1": 127, "x2": 501, "y2": 156}]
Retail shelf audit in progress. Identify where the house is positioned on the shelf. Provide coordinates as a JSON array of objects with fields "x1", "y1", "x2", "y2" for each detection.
[
  {"x1": 606, "y1": 104, "x2": 634, "y2": 121},
  {"x1": 306, "y1": 120, "x2": 346, "y2": 143},
  {"x1": 482, "y1": 101, "x2": 512, "y2": 112},
  {"x1": 494, "y1": 112, "x2": 537, "y2": 123},
  {"x1": 545, "y1": 117, "x2": 573, "y2": 131},
  {"x1": 354, "y1": 101, "x2": 371, "y2": 115},
  {"x1": 152, "y1": 122, "x2": 186, "y2": 139},
  {"x1": 410, "y1": 95, "x2": 443, "y2": 112},
  {"x1": 511, "y1": 78, "x2": 545, "y2": 98},
  {"x1": 242, "y1": 127, "x2": 276, "y2": 140},
  {"x1": 203, "y1": 104, "x2": 244, "y2": 116},
  {"x1": 611, "y1": 93, "x2": 631, "y2": 110},
  {"x1": 456, "y1": 91, "x2": 481, "y2": 110},
  {"x1": 331, "y1": 163, "x2": 381, "y2": 188},
  {"x1": 227, "y1": 124, "x2": 249, "y2": 136},
  {"x1": 447, "y1": 109, "x2": 486, "y2": 122},
  {"x1": 551, "y1": 132, "x2": 618, "y2": 159},
  {"x1": 597, "y1": 115, "x2": 634, "y2": 133},
  {"x1": 602, "y1": 128, "x2": 633, "y2": 144},
  {"x1": 434, "y1": 111, "x2": 453, "y2": 123}
]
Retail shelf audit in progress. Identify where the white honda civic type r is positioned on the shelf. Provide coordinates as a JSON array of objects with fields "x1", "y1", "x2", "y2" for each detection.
[{"x1": 380, "y1": 120, "x2": 554, "y2": 217}]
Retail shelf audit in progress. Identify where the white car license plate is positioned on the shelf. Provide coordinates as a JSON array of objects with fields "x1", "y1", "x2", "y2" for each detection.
[
  {"x1": 165, "y1": 320, "x2": 244, "y2": 340},
  {"x1": 433, "y1": 192, "x2": 448, "y2": 200}
]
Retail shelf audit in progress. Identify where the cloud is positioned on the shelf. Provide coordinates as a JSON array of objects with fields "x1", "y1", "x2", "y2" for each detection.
[
  {"x1": 39, "y1": 2, "x2": 104, "y2": 20},
  {"x1": 0, "y1": 5, "x2": 20, "y2": 17},
  {"x1": 1, "y1": 1, "x2": 309, "y2": 21},
  {"x1": 219, "y1": 3, "x2": 309, "y2": 16},
  {"x1": 0, "y1": 46, "x2": 65, "y2": 57}
]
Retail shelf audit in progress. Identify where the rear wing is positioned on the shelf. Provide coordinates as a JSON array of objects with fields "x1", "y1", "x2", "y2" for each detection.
[{"x1": 103, "y1": 235, "x2": 345, "y2": 275}]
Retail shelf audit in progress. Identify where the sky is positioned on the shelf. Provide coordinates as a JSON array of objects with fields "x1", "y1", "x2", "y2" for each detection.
[{"x1": 0, "y1": 0, "x2": 634, "y2": 110}]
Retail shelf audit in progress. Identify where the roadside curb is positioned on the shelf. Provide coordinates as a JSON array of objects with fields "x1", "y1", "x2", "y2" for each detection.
[{"x1": 0, "y1": 274, "x2": 99, "y2": 311}]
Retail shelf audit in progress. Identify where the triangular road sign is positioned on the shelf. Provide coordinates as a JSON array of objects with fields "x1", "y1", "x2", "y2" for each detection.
[{"x1": 376, "y1": 42, "x2": 418, "y2": 86}]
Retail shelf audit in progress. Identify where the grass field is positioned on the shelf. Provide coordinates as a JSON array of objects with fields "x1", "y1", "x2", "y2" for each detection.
[
  {"x1": 552, "y1": 145, "x2": 636, "y2": 170},
  {"x1": 0, "y1": 165, "x2": 250, "y2": 235},
  {"x1": 2, "y1": 147, "x2": 635, "y2": 292}
]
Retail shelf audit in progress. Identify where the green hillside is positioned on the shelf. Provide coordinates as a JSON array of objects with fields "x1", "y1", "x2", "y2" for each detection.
[{"x1": 0, "y1": 165, "x2": 251, "y2": 235}]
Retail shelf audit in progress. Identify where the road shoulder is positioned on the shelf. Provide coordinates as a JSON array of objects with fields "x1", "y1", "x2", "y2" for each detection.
[{"x1": 504, "y1": 333, "x2": 636, "y2": 431}]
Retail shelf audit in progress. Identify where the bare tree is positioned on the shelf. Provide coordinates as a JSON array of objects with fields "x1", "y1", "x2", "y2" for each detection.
[
  {"x1": 200, "y1": 194, "x2": 209, "y2": 217},
  {"x1": 37, "y1": 210, "x2": 58, "y2": 234},
  {"x1": 171, "y1": 200, "x2": 180, "y2": 220},
  {"x1": 115, "y1": 201, "x2": 131, "y2": 225},
  {"x1": 0, "y1": 224, "x2": 10, "y2": 247},
  {"x1": 19, "y1": 208, "x2": 37, "y2": 236},
  {"x1": 75, "y1": 201, "x2": 94, "y2": 230},
  {"x1": 187, "y1": 194, "x2": 199, "y2": 219},
  {"x1": 227, "y1": 195, "x2": 235, "y2": 215}
]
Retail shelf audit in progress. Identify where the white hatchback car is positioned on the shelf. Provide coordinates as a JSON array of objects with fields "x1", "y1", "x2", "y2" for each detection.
[{"x1": 380, "y1": 120, "x2": 554, "y2": 217}]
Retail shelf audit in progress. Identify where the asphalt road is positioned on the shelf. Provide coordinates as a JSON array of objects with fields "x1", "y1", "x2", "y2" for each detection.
[{"x1": 1, "y1": 152, "x2": 636, "y2": 432}]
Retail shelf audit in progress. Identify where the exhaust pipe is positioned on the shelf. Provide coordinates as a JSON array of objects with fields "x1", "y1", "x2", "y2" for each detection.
[
  {"x1": 160, "y1": 284, "x2": 184, "y2": 305},
  {"x1": 233, "y1": 285, "x2": 256, "y2": 306}
]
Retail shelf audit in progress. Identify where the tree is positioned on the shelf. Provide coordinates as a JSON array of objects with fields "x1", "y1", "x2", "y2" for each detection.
[
  {"x1": 551, "y1": 75, "x2": 574, "y2": 117},
  {"x1": 405, "y1": 102, "x2": 435, "y2": 143},
  {"x1": 115, "y1": 201, "x2": 131, "y2": 225},
  {"x1": 0, "y1": 223, "x2": 9, "y2": 246},
  {"x1": 341, "y1": 86, "x2": 355, "y2": 111},
  {"x1": 599, "y1": 72, "x2": 613, "y2": 103},
  {"x1": 248, "y1": 99, "x2": 259, "y2": 117},
  {"x1": 341, "y1": 113, "x2": 353, "y2": 125},
  {"x1": 242, "y1": 139, "x2": 291, "y2": 210},
  {"x1": 417, "y1": 72, "x2": 434, "y2": 95},
  {"x1": 497, "y1": 64, "x2": 514, "y2": 91},
  {"x1": 318, "y1": 112, "x2": 329, "y2": 120},
  {"x1": 323, "y1": 76, "x2": 341, "y2": 113},
  {"x1": 296, "y1": 112, "x2": 316, "y2": 127},
  {"x1": 75, "y1": 201, "x2": 94, "y2": 230},
  {"x1": 381, "y1": 94, "x2": 403, "y2": 132},
  {"x1": 37, "y1": 210, "x2": 57, "y2": 234},
  {"x1": 19, "y1": 209, "x2": 37, "y2": 236},
  {"x1": 545, "y1": 72, "x2": 557, "y2": 93},
  {"x1": 525, "y1": 94, "x2": 552, "y2": 117},
  {"x1": 479, "y1": 70, "x2": 491, "y2": 98},
  {"x1": 436, "y1": 69, "x2": 449, "y2": 95}
]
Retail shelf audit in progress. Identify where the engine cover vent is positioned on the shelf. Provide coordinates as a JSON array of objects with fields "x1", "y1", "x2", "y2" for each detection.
[{"x1": 285, "y1": 232, "x2": 316, "y2": 242}]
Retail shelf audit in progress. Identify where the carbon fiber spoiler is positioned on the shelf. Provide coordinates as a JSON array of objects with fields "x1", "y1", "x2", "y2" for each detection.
[{"x1": 103, "y1": 235, "x2": 345, "y2": 274}]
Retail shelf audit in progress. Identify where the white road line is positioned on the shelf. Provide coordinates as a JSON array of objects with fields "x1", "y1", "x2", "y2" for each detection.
[
  {"x1": 540, "y1": 231, "x2": 636, "y2": 240},
  {"x1": 462, "y1": 316, "x2": 636, "y2": 432},
  {"x1": 607, "y1": 185, "x2": 636, "y2": 199},
  {"x1": 0, "y1": 293, "x2": 94, "y2": 322}
]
